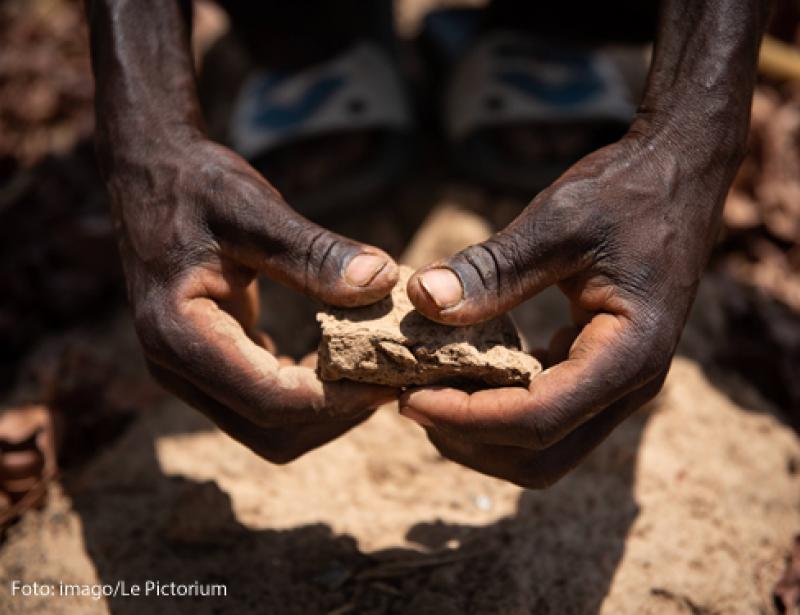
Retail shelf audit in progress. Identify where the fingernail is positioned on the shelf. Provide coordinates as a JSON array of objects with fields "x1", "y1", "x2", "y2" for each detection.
[
  {"x1": 418, "y1": 268, "x2": 463, "y2": 309},
  {"x1": 399, "y1": 406, "x2": 435, "y2": 428},
  {"x1": 345, "y1": 253, "x2": 386, "y2": 287}
]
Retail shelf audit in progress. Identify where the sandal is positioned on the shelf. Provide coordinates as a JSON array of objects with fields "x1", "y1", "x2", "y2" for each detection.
[
  {"x1": 0, "y1": 404, "x2": 58, "y2": 531},
  {"x1": 229, "y1": 41, "x2": 415, "y2": 219},
  {"x1": 423, "y1": 10, "x2": 646, "y2": 194}
]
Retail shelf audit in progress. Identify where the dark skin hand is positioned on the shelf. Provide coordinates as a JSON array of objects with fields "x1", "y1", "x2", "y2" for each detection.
[
  {"x1": 401, "y1": 0, "x2": 772, "y2": 488},
  {"x1": 87, "y1": 0, "x2": 770, "y2": 482},
  {"x1": 86, "y1": 0, "x2": 399, "y2": 463}
]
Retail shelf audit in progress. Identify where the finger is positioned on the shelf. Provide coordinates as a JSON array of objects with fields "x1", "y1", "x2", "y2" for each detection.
[
  {"x1": 0, "y1": 406, "x2": 50, "y2": 445},
  {"x1": 400, "y1": 313, "x2": 667, "y2": 449},
  {"x1": 218, "y1": 276, "x2": 260, "y2": 331},
  {"x1": 300, "y1": 353, "x2": 318, "y2": 369},
  {"x1": 215, "y1": 276, "x2": 275, "y2": 351},
  {"x1": 0, "y1": 450, "x2": 44, "y2": 481},
  {"x1": 145, "y1": 268, "x2": 397, "y2": 427},
  {"x1": 256, "y1": 331, "x2": 278, "y2": 354},
  {"x1": 212, "y1": 172, "x2": 398, "y2": 307},
  {"x1": 424, "y1": 374, "x2": 664, "y2": 489},
  {"x1": 147, "y1": 362, "x2": 379, "y2": 463},
  {"x1": 407, "y1": 192, "x2": 590, "y2": 325},
  {"x1": 511, "y1": 373, "x2": 666, "y2": 488}
]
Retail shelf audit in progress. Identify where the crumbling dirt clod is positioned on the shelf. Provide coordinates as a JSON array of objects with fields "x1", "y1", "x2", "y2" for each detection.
[{"x1": 317, "y1": 266, "x2": 542, "y2": 387}]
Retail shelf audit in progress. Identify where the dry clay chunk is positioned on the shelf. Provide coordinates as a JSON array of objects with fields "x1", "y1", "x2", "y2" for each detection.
[{"x1": 317, "y1": 266, "x2": 541, "y2": 387}]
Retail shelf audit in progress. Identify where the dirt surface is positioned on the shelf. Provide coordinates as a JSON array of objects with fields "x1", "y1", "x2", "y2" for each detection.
[
  {"x1": 0, "y1": 299, "x2": 798, "y2": 614},
  {"x1": 0, "y1": 196, "x2": 799, "y2": 614},
  {"x1": 1, "y1": 1, "x2": 800, "y2": 614}
]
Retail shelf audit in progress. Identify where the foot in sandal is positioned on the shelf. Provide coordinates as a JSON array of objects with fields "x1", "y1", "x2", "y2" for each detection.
[{"x1": 0, "y1": 404, "x2": 58, "y2": 531}]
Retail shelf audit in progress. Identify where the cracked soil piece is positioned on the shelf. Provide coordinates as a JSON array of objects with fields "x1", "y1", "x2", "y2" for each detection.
[{"x1": 317, "y1": 267, "x2": 542, "y2": 387}]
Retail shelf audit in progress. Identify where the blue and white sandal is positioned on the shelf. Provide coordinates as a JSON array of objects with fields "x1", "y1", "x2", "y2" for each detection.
[
  {"x1": 229, "y1": 42, "x2": 415, "y2": 218},
  {"x1": 425, "y1": 14, "x2": 646, "y2": 193}
]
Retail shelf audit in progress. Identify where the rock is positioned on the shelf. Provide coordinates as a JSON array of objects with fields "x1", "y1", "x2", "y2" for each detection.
[{"x1": 317, "y1": 266, "x2": 541, "y2": 387}]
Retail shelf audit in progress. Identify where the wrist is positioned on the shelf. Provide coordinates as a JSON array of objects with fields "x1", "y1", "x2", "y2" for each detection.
[
  {"x1": 631, "y1": 0, "x2": 769, "y2": 171},
  {"x1": 95, "y1": 106, "x2": 202, "y2": 162},
  {"x1": 629, "y1": 100, "x2": 749, "y2": 172},
  {"x1": 94, "y1": 121, "x2": 204, "y2": 187},
  {"x1": 88, "y1": 0, "x2": 202, "y2": 173}
]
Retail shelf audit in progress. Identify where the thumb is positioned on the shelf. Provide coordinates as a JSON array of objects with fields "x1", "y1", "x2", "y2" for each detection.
[
  {"x1": 407, "y1": 206, "x2": 584, "y2": 325},
  {"x1": 264, "y1": 217, "x2": 399, "y2": 308},
  {"x1": 216, "y1": 176, "x2": 398, "y2": 307}
]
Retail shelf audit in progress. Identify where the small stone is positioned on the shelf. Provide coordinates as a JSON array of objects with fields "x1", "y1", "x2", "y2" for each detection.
[
  {"x1": 474, "y1": 494, "x2": 493, "y2": 511},
  {"x1": 317, "y1": 266, "x2": 541, "y2": 387}
]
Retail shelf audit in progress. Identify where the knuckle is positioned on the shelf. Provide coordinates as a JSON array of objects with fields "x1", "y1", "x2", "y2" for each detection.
[
  {"x1": 539, "y1": 183, "x2": 600, "y2": 244},
  {"x1": 480, "y1": 234, "x2": 525, "y2": 295},
  {"x1": 446, "y1": 234, "x2": 528, "y2": 317},
  {"x1": 132, "y1": 294, "x2": 182, "y2": 361},
  {"x1": 635, "y1": 316, "x2": 678, "y2": 379},
  {"x1": 457, "y1": 242, "x2": 502, "y2": 292},
  {"x1": 196, "y1": 157, "x2": 229, "y2": 193},
  {"x1": 527, "y1": 418, "x2": 553, "y2": 451},
  {"x1": 277, "y1": 222, "x2": 358, "y2": 300},
  {"x1": 641, "y1": 369, "x2": 669, "y2": 403},
  {"x1": 525, "y1": 400, "x2": 570, "y2": 451},
  {"x1": 610, "y1": 315, "x2": 675, "y2": 392},
  {"x1": 514, "y1": 186, "x2": 603, "y2": 273},
  {"x1": 612, "y1": 249, "x2": 673, "y2": 301},
  {"x1": 303, "y1": 229, "x2": 340, "y2": 291},
  {"x1": 641, "y1": 351, "x2": 672, "y2": 386}
]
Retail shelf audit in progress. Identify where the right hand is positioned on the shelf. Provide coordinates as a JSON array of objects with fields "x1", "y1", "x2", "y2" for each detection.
[{"x1": 102, "y1": 132, "x2": 399, "y2": 462}]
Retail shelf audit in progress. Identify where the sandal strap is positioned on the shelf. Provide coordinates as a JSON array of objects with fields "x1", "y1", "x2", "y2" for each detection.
[
  {"x1": 230, "y1": 42, "x2": 412, "y2": 158},
  {"x1": 446, "y1": 32, "x2": 641, "y2": 141}
]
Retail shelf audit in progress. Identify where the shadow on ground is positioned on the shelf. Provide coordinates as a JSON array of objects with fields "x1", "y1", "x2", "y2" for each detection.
[{"x1": 63, "y1": 400, "x2": 647, "y2": 615}]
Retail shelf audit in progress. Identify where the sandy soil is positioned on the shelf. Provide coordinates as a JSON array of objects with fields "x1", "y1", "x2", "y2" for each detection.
[
  {"x1": 0, "y1": 199, "x2": 798, "y2": 614},
  {"x1": 1, "y1": 1, "x2": 799, "y2": 613}
]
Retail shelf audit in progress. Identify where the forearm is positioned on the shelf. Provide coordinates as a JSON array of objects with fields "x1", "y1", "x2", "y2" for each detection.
[
  {"x1": 635, "y1": 0, "x2": 771, "y2": 158},
  {"x1": 86, "y1": 0, "x2": 202, "y2": 165}
]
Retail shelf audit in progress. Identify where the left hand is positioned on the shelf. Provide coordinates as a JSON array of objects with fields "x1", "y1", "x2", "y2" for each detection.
[{"x1": 400, "y1": 129, "x2": 741, "y2": 488}]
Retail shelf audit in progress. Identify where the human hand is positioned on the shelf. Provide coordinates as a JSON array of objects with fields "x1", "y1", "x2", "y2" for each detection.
[
  {"x1": 400, "y1": 130, "x2": 741, "y2": 487},
  {"x1": 103, "y1": 133, "x2": 399, "y2": 462}
]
